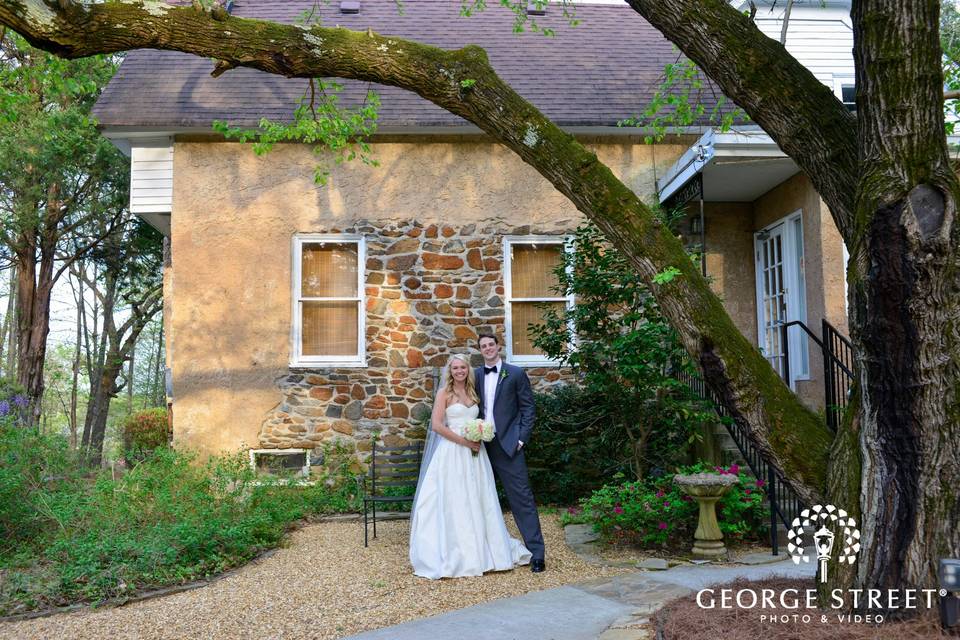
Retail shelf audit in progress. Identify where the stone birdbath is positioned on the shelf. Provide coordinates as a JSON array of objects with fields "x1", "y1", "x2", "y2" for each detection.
[{"x1": 674, "y1": 472, "x2": 740, "y2": 559}]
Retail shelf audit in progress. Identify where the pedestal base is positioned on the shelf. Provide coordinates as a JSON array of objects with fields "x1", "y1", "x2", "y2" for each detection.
[{"x1": 692, "y1": 539, "x2": 728, "y2": 558}]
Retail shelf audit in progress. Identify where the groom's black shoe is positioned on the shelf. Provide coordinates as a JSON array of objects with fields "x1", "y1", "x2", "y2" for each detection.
[{"x1": 530, "y1": 559, "x2": 546, "y2": 573}]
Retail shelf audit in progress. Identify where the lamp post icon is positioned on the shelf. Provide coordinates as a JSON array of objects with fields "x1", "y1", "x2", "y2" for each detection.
[{"x1": 814, "y1": 525, "x2": 835, "y2": 584}]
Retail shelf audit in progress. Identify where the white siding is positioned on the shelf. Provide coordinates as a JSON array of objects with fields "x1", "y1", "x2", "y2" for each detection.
[
  {"x1": 754, "y1": 6, "x2": 854, "y2": 89},
  {"x1": 130, "y1": 139, "x2": 173, "y2": 214}
]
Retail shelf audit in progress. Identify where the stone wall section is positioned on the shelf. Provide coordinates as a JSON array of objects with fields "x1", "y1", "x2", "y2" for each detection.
[{"x1": 257, "y1": 219, "x2": 575, "y2": 465}]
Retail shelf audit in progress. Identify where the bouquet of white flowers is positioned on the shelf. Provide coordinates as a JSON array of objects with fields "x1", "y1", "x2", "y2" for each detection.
[{"x1": 462, "y1": 418, "x2": 495, "y2": 457}]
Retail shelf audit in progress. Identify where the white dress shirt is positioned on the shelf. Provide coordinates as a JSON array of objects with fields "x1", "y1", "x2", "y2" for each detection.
[{"x1": 483, "y1": 359, "x2": 501, "y2": 432}]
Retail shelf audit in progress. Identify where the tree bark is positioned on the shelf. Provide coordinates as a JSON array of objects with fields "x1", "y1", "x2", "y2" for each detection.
[
  {"x1": 13, "y1": 184, "x2": 61, "y2": 426},
  {"x1": 0, "y1": 265, "x2": 14, "y2": 378},
  {"x1": 838, "y1": 0, "x2": 960, "y2": 600}
]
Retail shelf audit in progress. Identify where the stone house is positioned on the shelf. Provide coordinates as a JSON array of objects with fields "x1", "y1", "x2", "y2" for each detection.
[{"x1": 93, "y1": 0, "x2": 856, "y2": 467}]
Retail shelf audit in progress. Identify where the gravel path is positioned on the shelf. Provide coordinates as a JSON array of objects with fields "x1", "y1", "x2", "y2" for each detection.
[{"x1": 0, "y1": 514, "x2": 625, "y2": 640}]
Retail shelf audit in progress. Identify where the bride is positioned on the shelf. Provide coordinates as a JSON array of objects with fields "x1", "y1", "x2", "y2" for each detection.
[{"x1": 409, "y1": 354, "x2": 531, "y2": 579}]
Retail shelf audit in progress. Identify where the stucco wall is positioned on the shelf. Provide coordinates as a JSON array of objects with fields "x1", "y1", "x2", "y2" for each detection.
[
  {"x1": 168, "y1": 139, "x2": 686, "y2": 457},
  {"x1": 697, "y1": 202, "x2": 757, "y2": 345},
  {"x1": 753, "y1": 172, "x2": 849, "y2": 409}
]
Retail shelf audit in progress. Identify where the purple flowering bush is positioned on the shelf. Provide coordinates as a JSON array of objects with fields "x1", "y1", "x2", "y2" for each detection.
[
  {"x1": 0, "y1": 377, "x2": 29, "y2": 422},
  {"x1": 579, "y1": 462, "x2": 769, "y2": 548}
]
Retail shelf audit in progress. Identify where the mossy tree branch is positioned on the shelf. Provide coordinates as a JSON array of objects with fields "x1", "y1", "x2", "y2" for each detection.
[
  {"x1": 624, "y1": 0, "x2": 858, "y2": 242},
  {"x1": 0, "y1": 0, "x2": 832, "y2": 500}
]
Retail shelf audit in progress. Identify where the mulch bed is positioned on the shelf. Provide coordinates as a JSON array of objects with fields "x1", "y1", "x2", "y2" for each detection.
[{"x1": 654, "y1": 577, "x2": 954, "y2": 640}]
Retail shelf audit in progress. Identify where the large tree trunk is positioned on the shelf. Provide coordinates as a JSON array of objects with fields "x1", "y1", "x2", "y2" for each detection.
[
  {"x1": 835, "y1": 0, "x2": 960, "y2": 599},
  {"x1": 14, "y1": 240, "x2": 55, "y2": 426},
  {"x1": 83, "y1": 351, "x2": 121, "y2": 467},
  {"x1": 13, "y1": 183, "x2": 64, "y2": 425}
]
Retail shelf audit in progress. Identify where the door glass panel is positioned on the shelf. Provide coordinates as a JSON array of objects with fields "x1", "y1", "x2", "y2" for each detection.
[{"x1": 758, "y1": 226, "x2": 787, "y2": 379}]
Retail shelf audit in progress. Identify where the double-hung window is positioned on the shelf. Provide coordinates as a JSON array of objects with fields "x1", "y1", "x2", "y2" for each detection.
[
  {"x1": 292, "y1": 234, "x2": 365, "y2": 367},
  {"x1": 503, "y1": 236, "x2": 574, "y2": 365}
]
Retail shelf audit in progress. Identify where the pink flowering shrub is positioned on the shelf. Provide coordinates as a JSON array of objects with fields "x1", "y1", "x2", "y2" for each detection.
[{"x1": 579, "y1": 462, "x2": 769, "y2": 547}]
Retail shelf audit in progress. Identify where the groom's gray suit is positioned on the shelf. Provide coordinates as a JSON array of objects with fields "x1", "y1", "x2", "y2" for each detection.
[{"x1": 475, "y1": 362, "x2": 545, "y2": 561}]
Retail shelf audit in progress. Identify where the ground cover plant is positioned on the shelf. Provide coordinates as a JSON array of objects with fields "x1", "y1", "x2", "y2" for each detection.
[{"x1": 0, "y1": 403, "x2": 360, "y2": 616}]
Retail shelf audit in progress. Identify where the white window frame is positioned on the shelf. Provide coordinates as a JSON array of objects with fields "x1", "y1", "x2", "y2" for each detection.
[
  {"x1": 833, "y1": 75, "x2": 856, "y2": 111},
  {"x1": 754, "y1": 210, "x2": 810, "y2": 386},
  {"x1": 290, "y1": 234, "x2": 366, "y2": 368},
  {"x1": 503, "y1": 235, "x2": 574, "y2": 366}
]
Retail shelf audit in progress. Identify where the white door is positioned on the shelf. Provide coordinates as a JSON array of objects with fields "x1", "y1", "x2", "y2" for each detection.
[{"x1": 755, "y1": 213, "x2": 808, "y2": 387}]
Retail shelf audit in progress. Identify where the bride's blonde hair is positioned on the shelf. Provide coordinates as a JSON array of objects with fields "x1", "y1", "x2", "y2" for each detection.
[{"x1": 443, "y1": 354, "x2": 480, "y2": 405}]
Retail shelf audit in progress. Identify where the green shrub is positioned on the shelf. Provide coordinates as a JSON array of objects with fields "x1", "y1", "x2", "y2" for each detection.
[
  {"x1": 121, "y1": 408, "x2": 170, "y2": 465},
  {"x1": 526, "y1": 385, "x2": 633, "y2": 505},
  {"x1": 579, "y1": 462, "x2": 768, "y2": 548},
  {"x1": 0, "y1": 418, "x2": 83, "y2": 549},
  {"x1": 529, "y1": 224, "x2": 712, "y2": 479},
  {"x1": 0, "y1": 439, "x2": 361, "y2": 613}
]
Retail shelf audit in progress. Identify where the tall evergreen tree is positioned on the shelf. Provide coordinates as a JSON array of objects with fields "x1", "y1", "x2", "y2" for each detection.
[{"x1": 0, "y1": 32, "x2": 126, "y2": 424}]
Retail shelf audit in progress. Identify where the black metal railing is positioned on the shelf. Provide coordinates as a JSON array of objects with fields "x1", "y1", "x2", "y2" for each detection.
[
  {"x1": 779, "y1": 320, "x2": 855, "y2": 432},
  {"x1": 675, "y1": 320, "x2": 854, "y2": 554},
  {"x1": 673, "y1": 364, "x2": 804, "y2": 555}
]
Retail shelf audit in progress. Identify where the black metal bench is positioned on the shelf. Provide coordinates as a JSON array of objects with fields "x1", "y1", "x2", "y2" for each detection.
[{"x1": 362, "y1": 441, "x2": 423, "y2": 547}]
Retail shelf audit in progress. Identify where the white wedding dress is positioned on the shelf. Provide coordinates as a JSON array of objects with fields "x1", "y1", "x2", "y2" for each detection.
[{"x1": 409, "y1": 403, "x2": 532, "y2": 579}]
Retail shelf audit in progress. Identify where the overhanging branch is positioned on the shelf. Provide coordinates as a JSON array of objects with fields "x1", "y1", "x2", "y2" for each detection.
[
  {"x1": 624, "y1": 0, "x2": 857, "y2": 241},
  {"x1": 0, "y1": 0, "x2": 833, "y2": 500}
]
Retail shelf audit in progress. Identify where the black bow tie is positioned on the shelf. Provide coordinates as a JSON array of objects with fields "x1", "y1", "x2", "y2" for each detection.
[{"x1": 484, "y1": 365, "x2": 498, "y2": 375}]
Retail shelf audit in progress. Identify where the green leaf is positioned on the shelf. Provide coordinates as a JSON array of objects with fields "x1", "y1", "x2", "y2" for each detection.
[{"x1": 652, "y1": 267, "x2": 682, "y2": 285}]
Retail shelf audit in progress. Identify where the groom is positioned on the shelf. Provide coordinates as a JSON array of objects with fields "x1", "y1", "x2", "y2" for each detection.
[{"x1": 474, "y1": 333, "x2": 546, "y2": 573}]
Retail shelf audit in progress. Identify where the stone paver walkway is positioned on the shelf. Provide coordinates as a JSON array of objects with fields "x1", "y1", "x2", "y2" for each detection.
[
  {"x1": 2, "y1": 517, "x2": 816, "y2": 640},
  {"x1": 343, "y1": 553, "x2": 817, "y2": 640}
]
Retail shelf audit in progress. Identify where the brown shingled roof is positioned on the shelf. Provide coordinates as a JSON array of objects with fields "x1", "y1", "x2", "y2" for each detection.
[{"x1": 92, "y1": 0, "x2": 718, "y2": 130}]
